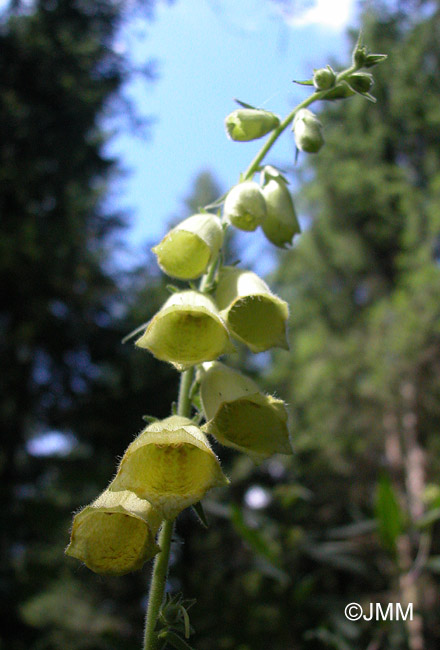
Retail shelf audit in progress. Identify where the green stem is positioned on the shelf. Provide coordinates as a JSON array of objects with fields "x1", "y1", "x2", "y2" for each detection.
[
  {"x1": 177, "y1": 367, "x2": 196, "y2": 417},
  {"x1": 143, "y1": 519, "x2": 175, "y2": 650},
  {"x1": 143, "y1": 365, "x2": 195, "y2": 650},
  {"x1": 242, "y1": 89, "x2": 326, "y2": 181},
  {"x1": 241, "y1": 63, "x2": 360, "y2": 182}
]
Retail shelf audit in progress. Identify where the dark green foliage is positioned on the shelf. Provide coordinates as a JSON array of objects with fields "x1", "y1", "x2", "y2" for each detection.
[
  {"x1": 172, "y1": 4, "x2": 440, "y2": 650},
  {"x1": 0, "y1": 2, "x2": 176, "y2": 648}
]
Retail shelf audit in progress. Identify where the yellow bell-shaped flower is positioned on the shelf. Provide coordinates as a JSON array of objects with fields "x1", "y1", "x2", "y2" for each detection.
[
  {"x1": 135, "y1": 290, "x2": 234, "y2": 370},
  {"x1": 223, "y1": 181, "x2": 267, "y2": 232},
  {"x1": 152, "y1": 213, "x2": 223, "y2": 280},
  {"x1": 65, "y1": 489, "x2": 162, "y2": 576},
  {"x1": 110, "y1": 416, "x2": 229, "y2": 520},
  {"x1": 215, "y1": 267, "x2": 289, "y2": 353},
  {"x1": 199, "y1": 361, "x2": 292, "y2": 459},
  {"x1": 260, "y1": 166, "x2": 300, "y2": 248}
]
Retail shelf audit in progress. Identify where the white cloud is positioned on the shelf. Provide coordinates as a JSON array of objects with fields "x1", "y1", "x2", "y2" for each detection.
[{"x1": 277, "y1": 0, "x2": 354, "y2": 29}]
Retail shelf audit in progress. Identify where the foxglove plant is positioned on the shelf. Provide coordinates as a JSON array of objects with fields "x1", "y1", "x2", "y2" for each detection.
[{"x1": 66, "y1": 36, "x2": 386, "y2": 650}]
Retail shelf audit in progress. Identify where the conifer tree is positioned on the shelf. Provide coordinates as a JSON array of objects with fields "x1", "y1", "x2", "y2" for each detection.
[{"x1": 273, "y1": 3, "x2": 440, "y2": 647}]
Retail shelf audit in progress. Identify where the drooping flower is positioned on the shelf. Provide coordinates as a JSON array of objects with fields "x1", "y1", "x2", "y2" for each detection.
[
  {"x1": 225, "y1": 108, "x2": 280, "y2": 141},
  {"x1": 215, "y1": 266, "x2": 289, "y2": 353},
  {"x1": 223, "y1": 181, "x2": 267, "y2": 232},
  {"x1": 65, "y1": 489, "x2": 162, "y2": 575},
  {"x1": 110, "y1": 416, "x2": 229, "y2": 520},
  {"x1": 199, "y1": 361, "x2": 292, "y2": 459},
  {"x1": 293, "y1": 109, "x2": 324, "y2": 153},
  {"x1": 152, "y1": 213, "x2": 223, "y2": 280},
  {"x1": 260, "y1": 166, "x2": 300, "y2": 248},
  {"x1": 135, "y1": 290, "x2": 234, "y2": 370}
]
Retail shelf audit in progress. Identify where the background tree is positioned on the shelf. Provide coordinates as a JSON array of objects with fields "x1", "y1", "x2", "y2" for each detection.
[
  {"x1": 268, "y1": 2, "x2": 440, "y2": 648},
  {"x1": 0, "y1": 1, "x2": 177, "y2": 648},
  {"x1": 167, "y1": 4, "x2": 440, "y2": 650}
]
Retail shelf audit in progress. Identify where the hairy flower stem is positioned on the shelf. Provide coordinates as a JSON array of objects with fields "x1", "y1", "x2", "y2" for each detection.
[
  {"x1": 143, "y1": 519, "x2": 174, "y2": 650},
  {"x1": 242, "y1": 63, "x2": 360, "y2": 182},
  {"x1": 143, "y1": 368, "x2": 195, "y2": 650}
]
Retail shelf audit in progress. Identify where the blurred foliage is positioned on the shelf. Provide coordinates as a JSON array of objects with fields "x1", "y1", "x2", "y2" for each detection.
[
  {"x1": 173, "y1": 3, "x2": 440, "y2": 650},
  {"x1": 0, "y1": 1, "x2": 177, "y2": 648},
  {"x1": 3, "y1": 0, "x2": 440, "y2": 649}
]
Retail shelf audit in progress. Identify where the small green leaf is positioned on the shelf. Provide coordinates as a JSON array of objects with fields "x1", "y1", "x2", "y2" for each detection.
[
  {"x1": 166, "y1": 284, "x2": 180, "y2": 294},
  {"x1": 374, "y1": 473, "x2": 404, "y2": 553},
  {"x1": 416, "y1": 507, "x2": 440, "y2": 528},
  {"x1": 121, "y1": 321, "x2": 149, "y2": 344},
  {"x1": 142, "y1": 415, "x2": 159, "y2": 424},
  {"x1": 178, "y1": 605, "x2": 191, "y2": 639},
  {"x1": 292, "y1": 79, "x2": 314, "y2": 86},
  {"x1": 233, "y1": 98, "x2": 257, "y2": 109},
  {"x1": 346, "y1": 83, "x2": 377, "y2": 103},
  {"x1": 192, "y1": 501, "x2": 209, "y2": 528},
  {"x1": 229, "y1": 504, "x2": 289, "y2": 583},
  {"x1": 204, "y1": 191, "x2": 228, "y2": 210},
  {"x1": 157, "y1": 630, "x2": 195, "y2": 650}
]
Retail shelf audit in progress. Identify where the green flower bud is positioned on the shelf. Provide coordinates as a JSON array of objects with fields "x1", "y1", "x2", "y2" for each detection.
[
  {"x1": 65, "y1": 489, "x2": 162, "y2": 575},
  {"x1": 321, "y1": 83, "x2": 355, "y2": 101},
  {"x1": 353, "y1": 43, "x2": 387, "y2": 69},
  {"x1": 347, "y1": 72, "x2": 374, "y2": 94},
  {"x1": 135, "y1": 290, "x2": 234, "y2": 371},
  {"x1": 199, "y1": 361, "x2": 292, "y2": 459},
  {"x1": 152, "y1": 213, "x2": 223, "y2": 280},
  {"x1": 260, "y1": 166, "x2": 300, "y2": 248},
  {"x1": 223, "y1": 181, "x2": 267, "y2": 232},
  {"x1": 225, "y1": 109, "x2": 280, "y2": 142},
  {"x1": 313, "y1": 66, "x2": 336, "y2": 90},
  {"x1": 110, "y1": 416, "x2": 229, "y2": 520},
  {"x1": 364, "y1": 53, "x2": 387, "y2": 68},
  {"x1": 215, "y1": 266, "x2": 289, "y2": 353},
  {"x1": 293, "y1": 109, "x2": 324, "y2": 154}
]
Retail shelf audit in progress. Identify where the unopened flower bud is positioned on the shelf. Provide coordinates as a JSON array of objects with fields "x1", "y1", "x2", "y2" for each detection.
[
  {"x1": 152, "y1": 213, "x2": 223, "y2": 280},
  {"x1": 364, "y1": 53, "x2": 387, "y2": 68},
  {"x1": 293, "y1": 109, "x2": 324, "y2": 154},
  {"x1": 223, "y1": 181, "x2": 267, "y2": 232},
  {"x1": 199, "y1": 361, "x2": 292, "y2": 459},
  {"x1": 260, "y1": 166, "x2": 300, "y2": 248},
  {"x1": 313, "y1": 66, "x2": 336, "y2": 90},
  {"x1": 225, "y1": 109, "x2": 280, "y2": 142},
  {"x1": 110, "y1": 416, "x2": 229, "y2": 519},
  {"x1": 347, "y1": 72, "x2": 374, "y2": 93},
  {"x1": 215, "y1": 266, "x2": 289, "y2": 353},
  {"x1": 135, "y1": 290, "x2": 234, "y2": 371},
  {"x1": 65, "y1": 489, "x2": 162, "y2": 575},
  {"x1": 321, "y1": 82, "x2": 355, "y2": 101}
]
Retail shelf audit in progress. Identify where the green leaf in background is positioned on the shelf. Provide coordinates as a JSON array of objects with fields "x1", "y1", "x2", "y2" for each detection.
[
  {"x1": 374, "y1": 474, "x2": 404, "y2": 553},
  {"x1": 229, "y1": 504, "x2": 290, "y2": 585},
  {"x1": 192, "y1": 501, "x2": 209, "y2": 529}
]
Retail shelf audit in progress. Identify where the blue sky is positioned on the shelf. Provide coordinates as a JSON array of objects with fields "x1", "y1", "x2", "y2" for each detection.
[{"x1": 105, "y1": 0, "x2": 358, "y2": 269}]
